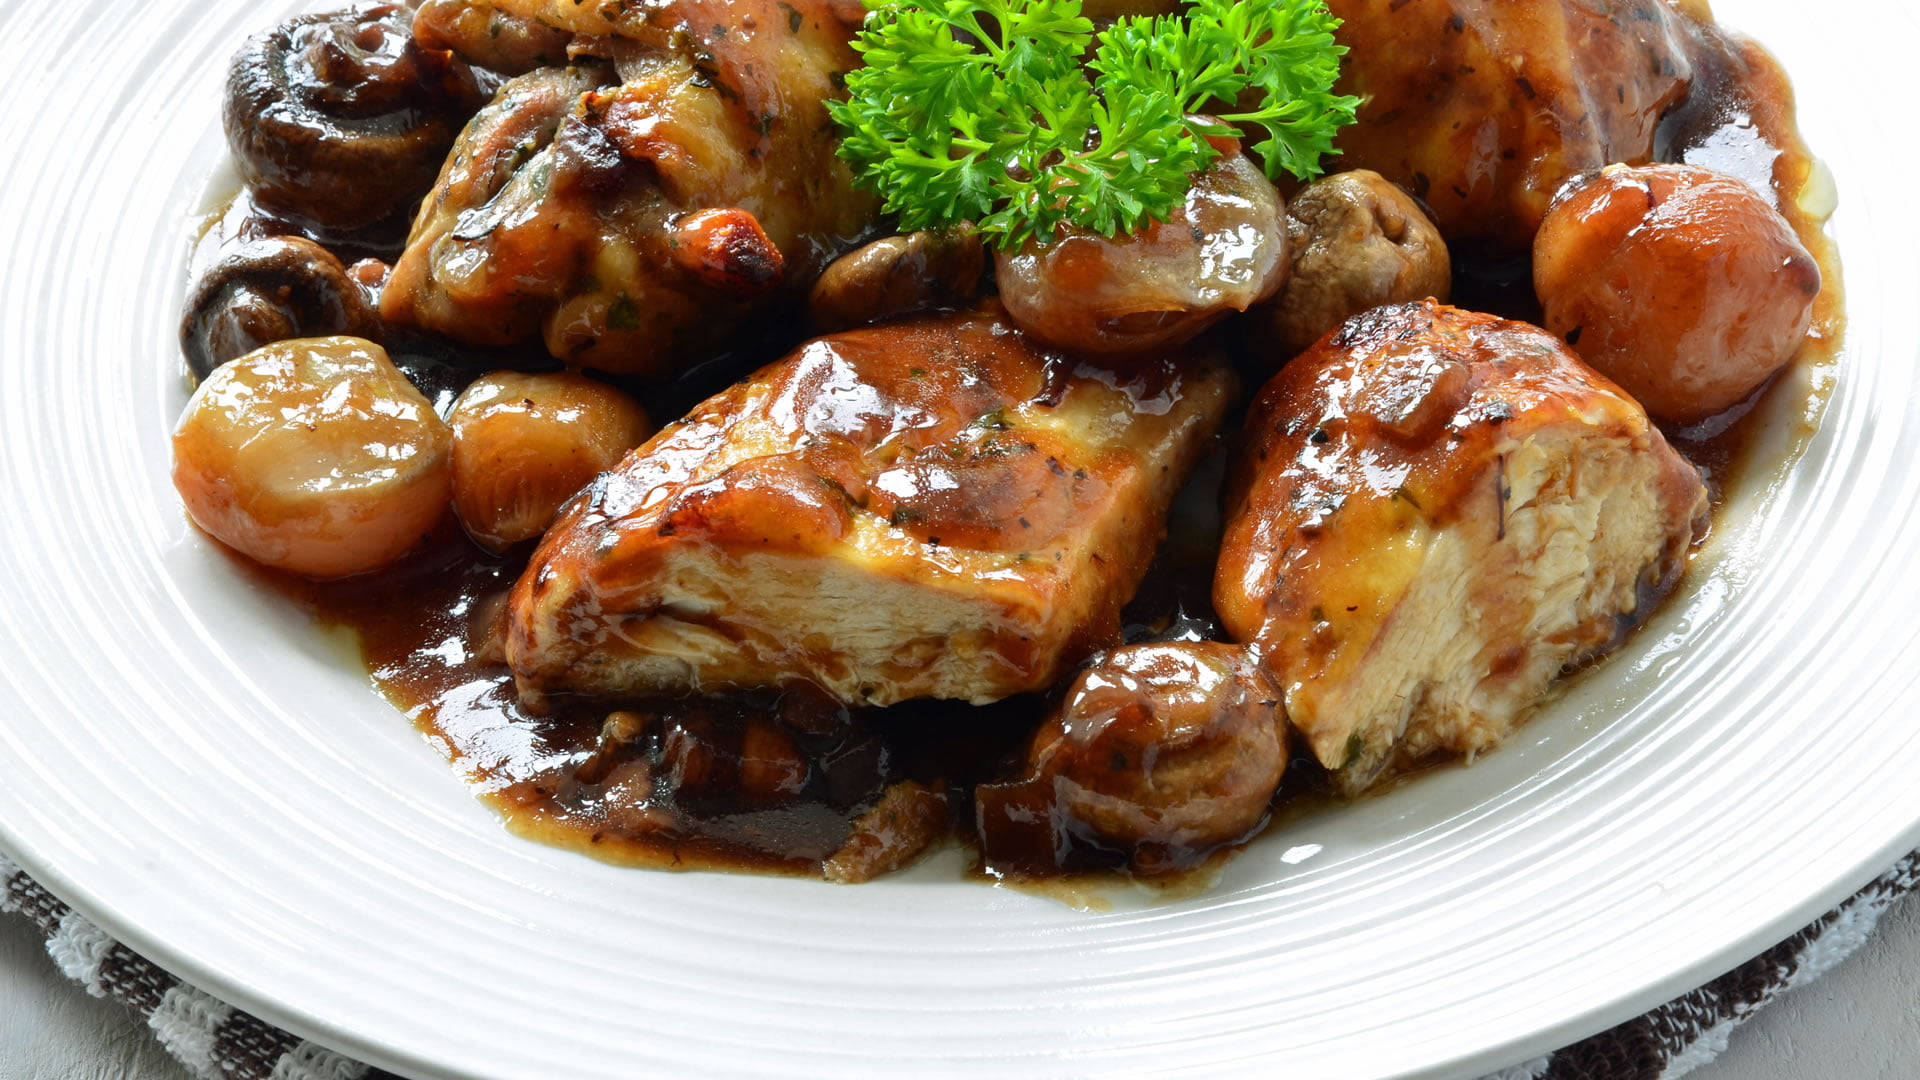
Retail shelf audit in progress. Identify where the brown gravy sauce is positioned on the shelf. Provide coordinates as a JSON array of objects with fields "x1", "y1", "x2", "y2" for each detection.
[{"x1": 231, "y1": 19, "x2": 1843, "y2": 890}]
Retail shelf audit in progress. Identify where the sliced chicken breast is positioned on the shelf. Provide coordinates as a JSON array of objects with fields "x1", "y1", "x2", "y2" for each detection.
[
  {"x1": 506, "y1": 307, "x2": 1233, "y2": 708},
  {"x1": 1216, "y1": 300, "x2": 1707, "y2": 795}
]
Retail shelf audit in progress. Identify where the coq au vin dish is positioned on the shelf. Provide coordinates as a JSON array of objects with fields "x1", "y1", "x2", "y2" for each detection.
[{"x1": 173, "y1": 0, "x2": 1840, "y2": 884}]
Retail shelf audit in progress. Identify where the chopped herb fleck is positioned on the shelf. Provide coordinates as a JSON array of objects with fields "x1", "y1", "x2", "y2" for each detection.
[{"x1": 606, "y1": 294, "x2": 642, "y2": 332}]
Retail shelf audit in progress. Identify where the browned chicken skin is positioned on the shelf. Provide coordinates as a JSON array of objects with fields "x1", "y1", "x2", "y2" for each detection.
[
  {"x1": 413, "y1": 0, "x2": 576, "y2": 75},
  {"x1": 976, "y1": 642, "x2": 1287, "y2": 875},
  {"x1": 381, "y1": 0, "x2": 876, "y2": 376},
  {"x1": 1325, "y1": 0, "x2": 1712, "y2": 253},
  {"x1": 380, "y1": 64, "x2": 612, "y2": 346},
  {"x1": 1217, "y1": 301, "x2": 1708, "y2": 794},
  {"x1": 505, "y1": 307, "x2": 1234, "y2": 708}
]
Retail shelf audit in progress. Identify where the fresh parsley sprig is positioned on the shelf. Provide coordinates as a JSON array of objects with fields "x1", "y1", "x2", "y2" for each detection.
[{"x1": 828, "y1": 0, "x2": 1359, "y2": 251}]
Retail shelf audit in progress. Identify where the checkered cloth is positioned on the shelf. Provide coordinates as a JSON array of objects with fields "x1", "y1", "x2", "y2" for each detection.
[{"x1": 4, "y1": 849, "x2": 1916, "y2": 1079}]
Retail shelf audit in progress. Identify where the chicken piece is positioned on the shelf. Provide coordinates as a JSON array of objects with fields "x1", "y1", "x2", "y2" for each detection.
[
  {"x1": 474, "y1": 0, "x2": 863, "y2": 35},
  {"x1": 465, "y1": 0, "x2": 692, "y2": 36},
  {"x1": 413, "y1": 0, "x2": 575, "y2": 75},
  {"x1": 381, "y1": 0, "x2": 876, "y2": 376},
  {"x1": 505, "y1": 307, "x2": 1234, "y2": 708},
  {"x1": 379, "y1": 64, "x2": 611, "y2": 346},
  {"x1": 1325, "y1": 0, "x2": 1709, "y2": 253},
  {"x1": 975, "y1": 642, "x2": 1286, "y2": 875},
  {"x1": 1216, "y1": 301, "x2": 1707, "y2": 795}
]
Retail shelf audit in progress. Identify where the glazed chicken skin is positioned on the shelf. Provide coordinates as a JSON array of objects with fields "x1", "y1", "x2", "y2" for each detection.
[
  {"x1": 1216, "y1": 301, "x2": 1708, "y2": 794},
  {"x1": 381, "y1": 0, "x2": 875, "y2": 377},
  {"x1": 412, "y1": 0, "x2": 575, "y2": 75},
  {"x1": 1325, "y1": 0, "x2": 1712, "y2": 252},
  {"x1": 506, "y1": 307, "x2": 1234, "y2": 708}
]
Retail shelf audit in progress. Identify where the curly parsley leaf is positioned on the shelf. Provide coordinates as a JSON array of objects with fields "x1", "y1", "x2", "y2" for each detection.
[{"x1": 829, "y1": 0, "x2": 1358, "y2": 250}]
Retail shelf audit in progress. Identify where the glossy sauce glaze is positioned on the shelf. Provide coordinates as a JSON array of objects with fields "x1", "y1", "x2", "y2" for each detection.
[
  {"x1": 504, "y1": 308, "x2": 1230, "y2": 711},
  {"x1": 238, "y1": 8, "x2": 1843, "y2": 885},
  {"x1": 377, "y1": 0, "x2": 878, "y2": 378}
]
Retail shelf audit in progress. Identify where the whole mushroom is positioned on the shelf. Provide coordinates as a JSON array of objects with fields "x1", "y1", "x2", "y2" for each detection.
[
  {"x1": 808, "y1": 225, "x2": 985, "y2": 333},
  {"x1": 224, "y1": 3, "x2": 489, "y2": 232},
  {"x1": 1262, "y1": 169, "x2": 1451, "y2": 358},
  {"x1": 995, "y1": 152, "x2": 1290, "y2": 354},
  {"x1": 975, "y1": 642, "x2": 1288, "y2": 875},
  {"x1": 180, "y1": 236, "x2": 382, "y2": 380},
  {"x1": 1533, "y1": 163, "x2": 1821, "y2": 424}
]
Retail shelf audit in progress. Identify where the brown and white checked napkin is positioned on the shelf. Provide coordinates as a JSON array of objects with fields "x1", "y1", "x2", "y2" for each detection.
[{"x1": 4, "y1": 850, "x2": 1916, "y2": 1080}]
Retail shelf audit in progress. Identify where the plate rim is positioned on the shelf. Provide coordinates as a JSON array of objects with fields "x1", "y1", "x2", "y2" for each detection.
[{"x1": 4, "y1": 3, "x2": 1920, "y2": 1078}]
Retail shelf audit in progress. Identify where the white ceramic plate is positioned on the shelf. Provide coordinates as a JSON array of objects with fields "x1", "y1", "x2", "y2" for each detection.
[{"x1": 2, "y1": 3, "x2": 1918, "y2": 1077}]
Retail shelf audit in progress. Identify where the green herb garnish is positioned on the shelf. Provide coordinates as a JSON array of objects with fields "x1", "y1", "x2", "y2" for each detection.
[{"x1": 828, "y1": 0, "x2": 1358, "y2": 251}]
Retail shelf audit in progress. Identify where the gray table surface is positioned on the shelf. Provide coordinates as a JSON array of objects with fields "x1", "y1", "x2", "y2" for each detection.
[{"x1": 4, "y1": 891, "x2": 1917, "y2": 1078}]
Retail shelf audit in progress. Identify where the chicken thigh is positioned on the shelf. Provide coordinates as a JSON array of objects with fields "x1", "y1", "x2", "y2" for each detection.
[
  {"x1": 1216, "y1": 300, "x2": 1707, "y2": 794},
  {"x1": 506, "y1": 307, "x2": 1234, "y2": 708},
  {"x1": 381, "y1": 0, "x2": 876, "y2": 376},
  {"x1": 1325, "y1": 0, "x2": 1711, "y2": 253}
]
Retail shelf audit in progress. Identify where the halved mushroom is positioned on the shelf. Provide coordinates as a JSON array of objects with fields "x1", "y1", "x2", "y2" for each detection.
[
  {"x1": 225, "y1": 3, "x2": 489, "y2": 231},
  {"x1": 180, "y1": 236, "x2": 382, "y2": 380}
]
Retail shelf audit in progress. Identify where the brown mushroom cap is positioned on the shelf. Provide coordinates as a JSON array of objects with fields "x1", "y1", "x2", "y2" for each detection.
[
  {"x1": 181, "y1": 236, "x2": 382, "y2": 379},
  {"x1": 1264, "y1": 170, "x2": 1452, "y2": 358},
  {"x1": 224, "y1": 4, "x2": 488, "y2": 231},
  {"x1": 807, "y1": 226, "x2": 986, "y2": 333}
]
